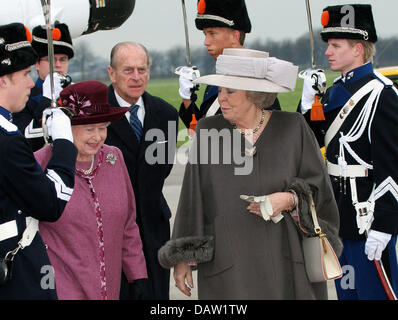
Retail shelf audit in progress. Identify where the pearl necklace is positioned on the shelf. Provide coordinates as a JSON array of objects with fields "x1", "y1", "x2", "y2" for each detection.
[
  {"x1": 81, "y1": 155, "x2": 95, "y2": 175},
  {"x1": 232, "y1": 108, "x2": 266, "y2": 136}
]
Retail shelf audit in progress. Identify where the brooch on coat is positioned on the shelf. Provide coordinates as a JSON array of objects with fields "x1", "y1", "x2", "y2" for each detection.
[{"x1": 106, "y1": 152, "x2": 117, "y2": 165}]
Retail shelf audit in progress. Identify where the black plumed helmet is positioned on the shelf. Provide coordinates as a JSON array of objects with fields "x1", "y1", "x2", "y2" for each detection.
[
  {"x1": 195, "y1": 0, "x2": 251, "y2": 33},
  {"x1": 0, "y1": 23, "x2": 38, "y2": 77},
  {"x1": 32, "y1": 22, "x2": 74, "y2": 59},
  {"x1": 320, "y1": 4, "x2": 377, "y2": 43}
]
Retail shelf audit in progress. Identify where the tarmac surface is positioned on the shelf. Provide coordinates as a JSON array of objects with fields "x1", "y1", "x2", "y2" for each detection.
[{"x1": 162, "y1": 148, "x2": 338, "y2": 300}]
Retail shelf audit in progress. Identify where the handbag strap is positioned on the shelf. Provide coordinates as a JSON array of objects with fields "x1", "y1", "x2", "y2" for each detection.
[{"x1": 309, "y1": 194, "x2": 323, "y2": 235}]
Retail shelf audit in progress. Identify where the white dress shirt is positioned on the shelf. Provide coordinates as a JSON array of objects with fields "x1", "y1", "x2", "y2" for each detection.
[{"x1": 114, "y1": 91, "x2": 145, "y2": 126}]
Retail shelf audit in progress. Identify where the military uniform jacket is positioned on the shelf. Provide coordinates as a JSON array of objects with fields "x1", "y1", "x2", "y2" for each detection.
[
  {"x1": 13, "y1": 78, "x2": 48, "y2": 152},
  {"x1": 179, "y1": 85, "x2": 281, "y2": 128},
  {"x1": 0, "y1": 106, "x2": 77, "y2": 299},
  {"x1": 306, "y1": 63, "x2": 398, "y2": 240}
]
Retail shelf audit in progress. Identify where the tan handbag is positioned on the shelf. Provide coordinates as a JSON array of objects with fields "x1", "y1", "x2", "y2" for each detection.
[{"x1": 302, "y1": 196, "x2": 343, "y2": 283}]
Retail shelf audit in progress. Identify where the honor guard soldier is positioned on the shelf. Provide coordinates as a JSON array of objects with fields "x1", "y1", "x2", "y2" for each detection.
[
  {"x1": 13, "y1": 22, "x2": 74, "y2": 152},
  {"x1": 0, "y1": 23, "x2": 77, "y2": 299},
  {"x1": 177, "y1": 0, "x2": 280, "y2": 129},
  {"x1": 299, "y1": 4, "x2": 398, "y2": 299}
]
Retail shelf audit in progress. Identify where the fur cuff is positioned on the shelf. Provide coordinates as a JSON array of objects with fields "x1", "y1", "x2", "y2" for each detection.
[
  {"x1": 287, "y1": 178, "x2": 343, "y2": 257},
  {"x1": 288, "y1": 178, "x2": 316, "y2": 235},
  {"x1": 158, "y1": 236, "x2": 214, "y2": 269}
]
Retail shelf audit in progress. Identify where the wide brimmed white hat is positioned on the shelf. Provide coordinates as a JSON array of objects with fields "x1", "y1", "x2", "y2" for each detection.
[{"x1": 193, "y1": 48, "x2": 298, "y2": 93}]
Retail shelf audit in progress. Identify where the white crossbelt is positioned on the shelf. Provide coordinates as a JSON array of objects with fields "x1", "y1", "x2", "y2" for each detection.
[
  {"x1": 0, "y1": 220, "x2": 18, "y2": 242},
  {"x1": 325, "y1": 79, "x2": 382, "y2": 149},
  {"x1": 205, "y1": 98, "x2": 220, "y2": 117},
  {"x1": 327, "y1": 160, "x2": 368, "y2": 177},
  {"x1": 0, "y1": 217, "x2": 38, "y2": 244}
]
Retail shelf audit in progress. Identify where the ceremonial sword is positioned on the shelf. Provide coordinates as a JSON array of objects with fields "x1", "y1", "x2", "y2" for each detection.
[
  {"x1": 176, "y1": 0, "x2": 200, "y2": 132},
  {"x1": 365, "y1": 230, "x2": 397, "y2": 300},
  {"x1": 40, "y1": 0, "x2": 56, "y2": 108},
  {"x1": 176, "y1": 0, "x2": 200, "y2": 85},
  {"x1": 305, "y1": 0, "x2": 315, "y2": 69},
  {"x1": 181, "y1": 0, "x2": 191, "y2": 68},
  {"x1": 40, "y1": 0, "x2": 56, "y2": 144}
]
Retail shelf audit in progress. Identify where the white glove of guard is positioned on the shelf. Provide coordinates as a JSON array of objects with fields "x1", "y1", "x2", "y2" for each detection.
[
  {"x1": 240, "y1": 194, "x2": 284, "y2": 223},
  {"x1": 43, "y1": 72, "x2": 64, "y2": 100},
  {"x1": 298, "y1": 69, "x2": 327, "y2": 114},
  {"x1": 44, "y1": 108, "x2": 73, "y2": 143},
  {"x1": 175, "y1": 66, "x2": 200, "y2": 100},
  {"x1": 365, "y1": 229, "x2": 392, "y2": 261}
]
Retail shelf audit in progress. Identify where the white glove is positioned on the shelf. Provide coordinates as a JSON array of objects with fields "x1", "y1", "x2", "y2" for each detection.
[
  {"x1": 44, "y1": 108, "x2": 73, "y2": 143},
  {"x1": 240, "y1": 195, "x2": 284, "y2": 223},
  {"x1": 43, "y1": 72, "x2": 64, "y2": 100},
  {"x1": 175, "y1": 66, "x2": 200, "y2": 100},
  {"x1": 355, "y1": 202, "x2": 374, "y2": 235},
  {"x1": 298, "y1": 69, "x2": 326, "y2": 114},
  {"x1": 365, "y1": 229, "x2": 392, "y2": 261}
]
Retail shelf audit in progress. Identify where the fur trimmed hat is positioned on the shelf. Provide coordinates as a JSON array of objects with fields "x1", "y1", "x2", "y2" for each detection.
[
  {"x1": 320, "y1": 4, "x2": 377, "y2": 43},
  {"x1": 195, "y1": 0, "x2": 251, "y2": 33},
  {"x1": 32, "y1": 22, "x2": 74, "y2": 59},
  {"x1": 0, "y1": 23, "x2": 38, "y2": 77}
]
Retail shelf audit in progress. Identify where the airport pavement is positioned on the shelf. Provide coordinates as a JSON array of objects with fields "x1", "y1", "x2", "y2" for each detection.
[{"x1": 163, "y1": 148, "x2": 338, "y2": 300}]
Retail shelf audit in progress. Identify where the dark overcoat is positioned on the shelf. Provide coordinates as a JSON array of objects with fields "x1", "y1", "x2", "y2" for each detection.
[
  {"x1": 160, "y1": 112, "x2": 342, "y2": 299},
  {"x1": 105, "y1": 86, "x2": 178, "y2": 299}
]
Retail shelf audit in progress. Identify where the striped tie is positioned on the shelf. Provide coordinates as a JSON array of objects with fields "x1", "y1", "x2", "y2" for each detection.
[{"x1": 129, "y1": 104, "x2": 143, "y2": 142}]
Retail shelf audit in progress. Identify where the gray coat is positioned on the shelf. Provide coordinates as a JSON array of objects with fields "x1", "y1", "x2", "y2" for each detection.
[{"x1": 159, "y1": 111, "x2": 342, "y2": 300}]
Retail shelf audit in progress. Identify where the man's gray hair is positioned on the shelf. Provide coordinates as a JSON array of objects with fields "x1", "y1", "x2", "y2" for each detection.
[{"x1": 109, "y1": 41, "x2": 152, "y2": 69}]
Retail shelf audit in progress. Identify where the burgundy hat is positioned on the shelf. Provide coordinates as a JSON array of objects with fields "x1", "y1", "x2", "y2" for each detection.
[{"x1": 59, "y1": 80, "x2": 129, "y2": 125}]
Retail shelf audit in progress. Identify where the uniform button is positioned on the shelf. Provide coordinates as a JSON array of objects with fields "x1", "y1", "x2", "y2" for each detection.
[
  {"x1": 321, "y1": 130, "x2": 325, "y2": 134},
  {"x1": 17, "y1": 210, "x2": 22, "y2": 215},
  {"x1": 45, "y1": 244, "x2": 48, "y2": 250}
]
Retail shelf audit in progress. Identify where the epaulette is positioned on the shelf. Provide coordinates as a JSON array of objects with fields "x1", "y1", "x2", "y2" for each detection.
[
  {"x1": 373, "y1": 70, "x2": 393, "y2": 87},
  {"x1": 0, "y1": 115, "x2": 18, "y2": 135}
]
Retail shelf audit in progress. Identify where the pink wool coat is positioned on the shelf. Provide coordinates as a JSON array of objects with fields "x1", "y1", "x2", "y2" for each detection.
[{"x1": 35, "y1": 144, "x2": 147, "y2": 300}]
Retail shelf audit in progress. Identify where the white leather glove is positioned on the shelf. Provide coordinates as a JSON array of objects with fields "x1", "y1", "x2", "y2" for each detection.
[
  {"x1": 240, "y1": 194, "x2": 284, "y2": 223},
  {"x1": 175, "y1": 66, "x2": 200, "y2": 100},
  {"x1": 44, "y1": 108, "x2": 73, "y2": 143},
  {"x1": 365, "y1": 229, "x2": 392, "y2": 261},
  {"x1": 298, "y1": 69, "x2": 327, "y2": 114},
  {"x1": 43, "y1": 73, "x2": 64, "y2": 100}
]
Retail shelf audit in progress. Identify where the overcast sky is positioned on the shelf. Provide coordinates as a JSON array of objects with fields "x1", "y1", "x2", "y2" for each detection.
[{"x1": 76, "y1": 0, "x2": 398, "y2": 60}]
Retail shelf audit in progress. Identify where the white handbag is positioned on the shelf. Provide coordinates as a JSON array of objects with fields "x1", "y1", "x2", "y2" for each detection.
[{"x1": 302, "y1": 196, "x2": 343, "y2": 283}]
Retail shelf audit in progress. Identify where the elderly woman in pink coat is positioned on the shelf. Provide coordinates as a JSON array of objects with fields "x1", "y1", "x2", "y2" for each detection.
[{"x1": 35, "y1": 81, "x2": 147, "y2": 300}]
